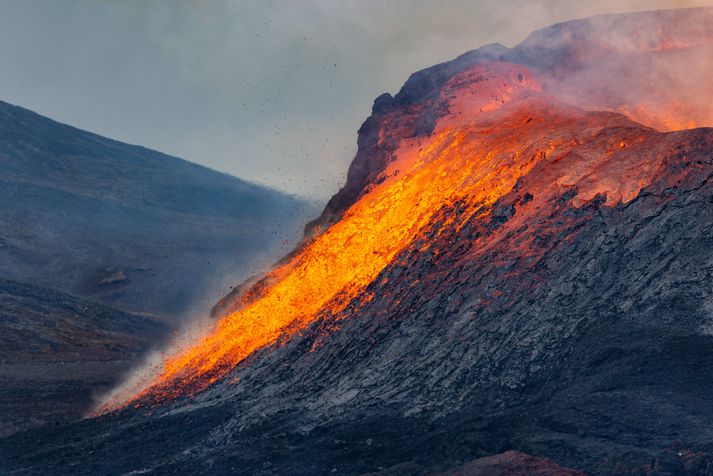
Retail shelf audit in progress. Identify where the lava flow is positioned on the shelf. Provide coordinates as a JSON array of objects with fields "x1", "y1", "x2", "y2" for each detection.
[{"x1": 96, "y1": 11, "x2": 713, "y2": 413}]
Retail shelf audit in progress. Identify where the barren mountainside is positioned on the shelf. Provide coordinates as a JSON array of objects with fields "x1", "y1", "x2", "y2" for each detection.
[
  {"x1": 0, "y1": 100, "x2": 314, "y2": 319},
  {"x1": 3, "y1": 8, "x2": 713, "y2": 476}
]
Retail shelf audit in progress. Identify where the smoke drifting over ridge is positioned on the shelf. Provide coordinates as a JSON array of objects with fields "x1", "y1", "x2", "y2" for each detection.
[{"x1": 0, "y1": 1, "x2": 711, "y2": 200}]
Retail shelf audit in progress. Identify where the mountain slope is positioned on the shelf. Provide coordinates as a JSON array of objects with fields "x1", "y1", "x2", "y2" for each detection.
[
  {"x1": 0, "y1": 100, "x2": 315, "y2": 318},
  {"x1": 3, "y1": 8, "x2": 713, "y2": 476}
]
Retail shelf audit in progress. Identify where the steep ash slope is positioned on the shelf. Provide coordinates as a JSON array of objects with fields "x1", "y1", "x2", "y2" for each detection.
[
  {"x1": 3, "y1": 8, "x2": 713, "y2": 476},
  {"x1": 0, "y1": 100, "x2": 314, "y2": 318}
]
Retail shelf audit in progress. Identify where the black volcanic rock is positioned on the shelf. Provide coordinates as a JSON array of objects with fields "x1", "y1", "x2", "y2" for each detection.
[{"x1": 0, "y1": 100, "x2": 315, "y2": 319}]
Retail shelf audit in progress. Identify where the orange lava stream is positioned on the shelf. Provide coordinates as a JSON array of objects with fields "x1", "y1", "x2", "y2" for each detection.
[{"x1": 138, "y1": 125, "x2": 534, "y2": 404}]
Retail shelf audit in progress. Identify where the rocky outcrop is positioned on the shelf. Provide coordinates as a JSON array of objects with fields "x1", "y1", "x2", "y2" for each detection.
[
  {"x1": 306, "y1": 7, "x2": 713, "y2": 239},
  {"x1": 441, "y1": 451, "x2": 586, "y2": 476},
  {"x1": 303, "y1": 44, "x2": 510, "y2": 238}
]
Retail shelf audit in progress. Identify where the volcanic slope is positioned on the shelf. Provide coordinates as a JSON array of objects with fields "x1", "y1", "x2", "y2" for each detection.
[{"x1": 3, "y1": 8, "x2": 713, "y2": 476}]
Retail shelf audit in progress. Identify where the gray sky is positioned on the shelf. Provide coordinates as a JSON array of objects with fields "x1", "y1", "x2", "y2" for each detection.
[{"x1": 1, "y1": 0, "x2": 711, "y2": 200}]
